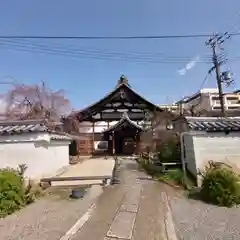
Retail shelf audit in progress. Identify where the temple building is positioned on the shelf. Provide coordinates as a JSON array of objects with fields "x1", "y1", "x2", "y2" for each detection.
[{"x1": 69, "y1": 75, "x2": 164, "y2": 155}]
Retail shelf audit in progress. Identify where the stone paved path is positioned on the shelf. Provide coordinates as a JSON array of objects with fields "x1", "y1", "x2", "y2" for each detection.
[{"x1": 71, "y1": 158, "x2": 170, "y2": 240}]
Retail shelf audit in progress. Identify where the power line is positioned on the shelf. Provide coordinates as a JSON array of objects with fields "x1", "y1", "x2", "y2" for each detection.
[
  {"x1": 2, "y1": 37, "x2": 240, "y2": 63},
  {"x1": 222, "y1": 12, "x2": 240, "y2": 36},
  {"x1": 0, "y1": 38, "x2": 213, "y2": 61},
  {"x1": 0, "y1": 39, "x2": 213, "y2": 64},
  {"x1": 0, "y1": 33, "x2": 239, "y2": 40},
  {"x1": 199, "y1": 75, "x2": 209, "y2": 89}
]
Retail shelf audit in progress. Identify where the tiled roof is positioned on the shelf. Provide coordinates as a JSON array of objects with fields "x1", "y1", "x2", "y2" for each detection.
[
  {"x1": 0, "y1": 119, "x2": 71, "y2": 140},
  {"x1": 71, "y1": 75, "x2": 163, "y2": 120},
  {"x1": 50, "y1": 133, "x2": 72, "y2": 141},
  {"x1": 0, "y1": 119, "x2": 48, "y2": 134},
  {"x1": 103, "y1": 112, "x2": 143, "y2": 132},
  {"x1": 185, "y1": 117, "x2": 240, "y2": 132}
]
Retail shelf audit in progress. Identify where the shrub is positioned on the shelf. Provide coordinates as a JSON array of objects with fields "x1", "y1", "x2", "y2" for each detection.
[
  {"x1": 139, "y1": 158, "x2": 163, "y2": 176},
  {"x1": 200, "y1": 162, "x2": 240, "y2": 207},
  {"x1": 24, "y1": 180, "x2": 43, "y2": 204},
  {"x1": 163, "y1": 169, "x2": 185, "y2": 185},
  {"x1": 0, "y1": 166, "x2": 43, "y2": 217},
  {"x1": 144, "y1": 163, "x2": 163, "y2": 176},
  {"x1": 155, "y1": 137, "x2": 181, "y2": 163},
  {"x1": 0, "y1": 168, "x2": 25, "y2": 217}
]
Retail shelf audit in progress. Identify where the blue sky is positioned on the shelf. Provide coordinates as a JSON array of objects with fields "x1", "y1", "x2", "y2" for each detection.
[{"x1": 0, "y1": 1, "x2": 240, "y2": 109}]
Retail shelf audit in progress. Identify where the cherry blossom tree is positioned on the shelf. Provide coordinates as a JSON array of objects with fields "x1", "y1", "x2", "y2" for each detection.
[{"x1": 0, "y1": 80, "x2": 80, "y2": 132}]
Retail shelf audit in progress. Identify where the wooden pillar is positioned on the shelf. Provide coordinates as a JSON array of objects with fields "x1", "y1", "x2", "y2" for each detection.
[
  {"x1": 135, "y1": 131, "x2": 141, "y2": 153},
  {"x1": 112, "y1": 131, "x2": 115, "y2": 155},
  {"x1": 134, "y1": 131, "x2": 138, "y2": 153},
  {"x1": 92, "y1": 122, "x2": 95, "y2": 154},
  {"x1": 107, "y1": 121, "x2": 110, "y2": 128}
]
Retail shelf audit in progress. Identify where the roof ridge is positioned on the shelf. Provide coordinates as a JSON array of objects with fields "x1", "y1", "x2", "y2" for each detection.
[
  {"x1": 0, "y1": 119, "x2": 46, "y2": 126},
  {"x1": 122, "y1": 112, "x2": 129, "y2": 119}
]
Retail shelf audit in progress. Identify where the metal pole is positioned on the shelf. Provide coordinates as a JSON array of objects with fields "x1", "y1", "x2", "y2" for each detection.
[{"x1": 180, "y1": 133, "x2": 187, "y2": 188}]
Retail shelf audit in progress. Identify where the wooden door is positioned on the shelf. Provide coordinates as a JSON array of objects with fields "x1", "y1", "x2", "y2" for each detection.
[
  {"x1": 122, "y1": 138, "x2": 135, "y2": 155},
  {"x1": 78, "y1": 139, "x2": 93, "y2": 155}
]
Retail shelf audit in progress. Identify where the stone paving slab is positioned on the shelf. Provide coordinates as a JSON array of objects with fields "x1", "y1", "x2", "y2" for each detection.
[
  {"x1": 70, "y1": 185, "x2": 125, "y2": 240},
  {"x1": 119, "y1": 203, "x2": 139, "y2": 213},
  {"x1": 131, "y1": 180, "x2": 167, "y2": 240},
  {"x1": 104, "y1": 238, "x2": 120, "y2": 240},
  {"x1": 107, "y1": 211, "x2": 136, "y2": 239}
]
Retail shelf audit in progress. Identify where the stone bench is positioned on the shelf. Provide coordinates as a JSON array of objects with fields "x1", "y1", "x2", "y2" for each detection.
[{"x1": 40, "y1": 175, "x2": 112, "y2": 188}]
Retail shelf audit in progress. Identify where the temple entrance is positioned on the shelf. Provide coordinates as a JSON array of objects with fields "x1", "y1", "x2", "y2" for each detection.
[
  {"x1": 114, "y1": 127, "x2": 138, "y2": 155},
  {"x1": 102, "y1": 112, "x2": 143, "y2": 155}
]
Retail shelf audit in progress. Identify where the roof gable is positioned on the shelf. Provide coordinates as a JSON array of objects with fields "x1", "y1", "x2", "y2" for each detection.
[
  {"x1": 73, "y1": 75, "x2": 163, "y2": 120},
  {"x1": 103, "y1": 112, "x2": 143, "y2": 132}
]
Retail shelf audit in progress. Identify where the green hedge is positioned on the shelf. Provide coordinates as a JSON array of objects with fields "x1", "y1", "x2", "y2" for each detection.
[
  {"x1": 0, "y1": 168, "x2": 25, "y2": 217},
  {"x1": 0, "y1": 166, "x2": 43, "y2": 217}
]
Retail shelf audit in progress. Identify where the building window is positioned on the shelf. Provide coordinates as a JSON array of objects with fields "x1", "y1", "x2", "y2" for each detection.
[
  {"x1": 211, "y1": 96, "x2": 221, "y2": 106},
  {"x1": 226, "y1": 97, "x2": 240, "y2": 105},
  {"x1": 228, "y1": 106, "x2": 240, "y2": 110},
  {"x1": 226, "y1": 96, "x2": 238, "y2": 101},
  {"x1": 212, "y1": 96, "x2": 220, "y2": 101}
]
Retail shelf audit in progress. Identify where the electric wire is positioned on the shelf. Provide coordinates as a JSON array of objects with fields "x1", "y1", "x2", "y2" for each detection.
[
  {"x1": 0, "y1": 33, "x2": 239, "y2": 40},
  {"x1": 0, "y1": 39, "x2": 213, "y2": 64}
]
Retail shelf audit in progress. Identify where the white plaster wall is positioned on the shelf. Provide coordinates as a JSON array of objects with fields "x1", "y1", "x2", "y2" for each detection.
[
  {"x1": 78, "y1": 121, "x2": 92, "y2": 133},
  {"x1": 0, "y1": 133, "x2": 71, "y2": 180},
  {"x1": 186, "y1": 132, "x2": 240, "y2": 186}
]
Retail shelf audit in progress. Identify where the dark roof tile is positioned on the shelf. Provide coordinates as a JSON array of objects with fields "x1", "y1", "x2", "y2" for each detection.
[
  {"x1": 185, "y1": 117, "x2": 240, "y2": 131},
  {"x1": 0, "y1": 120, "x2": 48, "y2": 135}
]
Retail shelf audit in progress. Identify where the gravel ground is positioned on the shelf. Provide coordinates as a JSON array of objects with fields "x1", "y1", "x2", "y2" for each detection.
[
  {"x1": 0, "y1": 185, "x2": 103, "y2": 240},
  {"x1": 169, "y1": 191, "x2": 240, "y2": 240}
]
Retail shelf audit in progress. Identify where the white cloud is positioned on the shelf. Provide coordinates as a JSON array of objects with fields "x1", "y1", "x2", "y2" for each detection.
[{"x1": 178, "y1": 55, "x2": 200, "y2": 76}]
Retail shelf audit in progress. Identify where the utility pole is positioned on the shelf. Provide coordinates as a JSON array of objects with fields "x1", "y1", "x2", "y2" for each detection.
[
  {"x1": 206, "y1": 33, "x2": 231, "y2": 117},
  {"x1": 212, "y1": 44, "x2": 225, "y2": 116}
]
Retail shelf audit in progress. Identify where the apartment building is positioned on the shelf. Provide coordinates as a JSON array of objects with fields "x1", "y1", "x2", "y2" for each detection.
[
  {"x1": 177, "y1": 88, "x2": 240, "y2": 112},
  {"x1": 158, "y1": 104, "x2": 179, "y2": 113}
]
